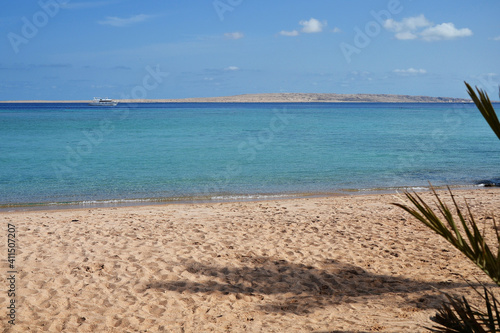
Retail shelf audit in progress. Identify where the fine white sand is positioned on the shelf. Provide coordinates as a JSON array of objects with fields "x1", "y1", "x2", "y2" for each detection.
[{"x1": 1, "y1": 188, "x2": 499, "y2": 332}]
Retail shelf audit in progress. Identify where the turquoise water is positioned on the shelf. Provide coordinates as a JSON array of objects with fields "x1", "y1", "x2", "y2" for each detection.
[{"x1": 1, "y1": 102, "x2": 499, "y2": 207}]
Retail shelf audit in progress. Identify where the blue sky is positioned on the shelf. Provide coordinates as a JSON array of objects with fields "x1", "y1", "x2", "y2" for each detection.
[{"x1": 1, "y1": 0, "x2": 499, "y2": 100}]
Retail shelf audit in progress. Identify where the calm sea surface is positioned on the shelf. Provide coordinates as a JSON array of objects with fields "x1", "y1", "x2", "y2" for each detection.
[{"x1": 1, "y1": 102, "x2": 499, "y2": 208}]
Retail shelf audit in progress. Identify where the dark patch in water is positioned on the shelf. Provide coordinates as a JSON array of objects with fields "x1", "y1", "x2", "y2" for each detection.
[{"x1": 476, "y1": 178, "x2": 500, "y2": 187}]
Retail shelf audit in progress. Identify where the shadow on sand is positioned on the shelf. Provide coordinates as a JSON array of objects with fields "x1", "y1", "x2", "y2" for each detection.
[{"x1": 143, "y1": 256, "x2": 489, "y2": 317}]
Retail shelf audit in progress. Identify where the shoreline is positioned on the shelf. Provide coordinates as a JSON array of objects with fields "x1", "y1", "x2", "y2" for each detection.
[
  {"x1": 2, "y1": 187, "x2": 499, "y2": 331},
  {"x1": 1, "y1": 184, "x2": 494, "y2": 213}
]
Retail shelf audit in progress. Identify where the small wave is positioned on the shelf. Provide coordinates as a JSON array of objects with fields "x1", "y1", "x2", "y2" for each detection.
[
  {"x1": 477, "y1": 182, "x2": 500, "y2": 187},
  {"x1": 1, "y1": 182, "x2": 496, "y2": 212},
  {"x1": 77, "y1": 198, "x2": 165, "y2": 205},
  {"x1": 209, "y1": 193, "x2": 300, "y2": 201},
  {"x1": 475, "y1": 178, "x2": 500, "y2": 187}
]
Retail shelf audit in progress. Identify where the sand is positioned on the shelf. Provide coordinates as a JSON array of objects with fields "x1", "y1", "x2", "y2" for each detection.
[{"x1": 1, "y1": 188, "x2": 499, "y2": 332}]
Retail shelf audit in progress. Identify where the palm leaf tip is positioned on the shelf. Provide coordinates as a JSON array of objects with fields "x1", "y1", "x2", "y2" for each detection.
[{"x1": 465, "y1": 81, "x2": 500, "y2": 141}]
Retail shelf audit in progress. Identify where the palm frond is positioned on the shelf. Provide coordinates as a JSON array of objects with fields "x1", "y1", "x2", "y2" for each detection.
[
  {"x1": 465, "y1": 81, "x2": 500, "y2": 141},
  {"x1": 428, "y1": 287, "x2": 500, "y2": 333},
  {"x1": 393, "y1": 83, "x2": 500, "y2": 332},
  {"x1": 393, "y1": 187, "x2": 500, "y2": 286}
]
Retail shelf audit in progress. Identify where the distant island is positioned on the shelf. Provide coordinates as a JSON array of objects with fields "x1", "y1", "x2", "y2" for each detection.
[
  {"x1": 1, "y1": 93, "x2": 473, "y2": 103},
  {"x1": 122, "y1": 93, "x2": 473, "y2": 103}
]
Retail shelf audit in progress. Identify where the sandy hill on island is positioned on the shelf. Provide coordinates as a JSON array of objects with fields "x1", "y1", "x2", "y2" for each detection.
[
  {"x1": 118, "y1": 93, "x2": 471, "y2": 103},
  {"x1": 1, "y1": 93, "x2": 471, "y2": 103}
]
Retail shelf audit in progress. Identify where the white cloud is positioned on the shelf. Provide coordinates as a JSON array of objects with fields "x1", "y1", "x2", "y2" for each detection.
[
  {"x1": 384, "y1": 14, "x2": 432, "y2": 34},
  {"x1": 98, "y1": 14, "x2": 152, "y2": 27},
  {"x1": 91, "y1": 84, "x2": 115, "y2": 89},
  {"x1": 384, "y1": 15, "x2": 472, "y2": 41},
  {"x1": 490, "y1": 36, "x2": 500, "y2": 41},
  {"x1": 299, "y1": 18, "x2": 327, "y2": 33},
  {"x1": 393, "y1": 68, "x2": 427, "y2": 75},
  {"x1": 279, "y1": 30, "x2": 299, "y2": 37},
  {"x1": 394, "y1": 31, "x2": 418, "y2": 40},
  {"x1": 331, "y1": 27, "x2": 341, "y2": 33},
  {"x1": 420, "y1": 23, "x2": 472, "y2": 41},
  {"x1": 224, "y1": 32, "x2": 244, "y2": 40},
  {"x1": 224, "y1": 66, "x2": 239, "y2": 71},
  {"x1": 60, "y1": 1, "x2": 117, "y2": 9},
  {"x1": 279, "y1": 18, "x2": 327, "y2": 36}
]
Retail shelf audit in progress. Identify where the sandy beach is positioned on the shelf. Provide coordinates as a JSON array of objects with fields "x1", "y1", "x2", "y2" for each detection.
[{"x1": 1, "y1": 188, "x2": 499, "y2": 332}]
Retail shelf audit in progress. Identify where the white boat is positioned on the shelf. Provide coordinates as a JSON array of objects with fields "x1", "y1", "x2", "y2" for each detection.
[{"x1": 89, "y1": 97, "x2": 118, "y2": 106}]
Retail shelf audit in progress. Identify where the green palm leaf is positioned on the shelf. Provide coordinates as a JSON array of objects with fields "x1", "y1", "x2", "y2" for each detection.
[
  {"x1": 465, "y1": 82, "x2": 500, "y2": 141},
  {"x1": 393, "y1": 187, "x2": 500, "y2": 286},
  {"x1": 393, "y1": 82, "x2": 500, "y2": 331}
]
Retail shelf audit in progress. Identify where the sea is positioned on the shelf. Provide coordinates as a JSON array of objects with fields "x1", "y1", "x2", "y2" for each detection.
[{"x1": 1, "y1": 102, "x2": 500, "y2": 209}]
